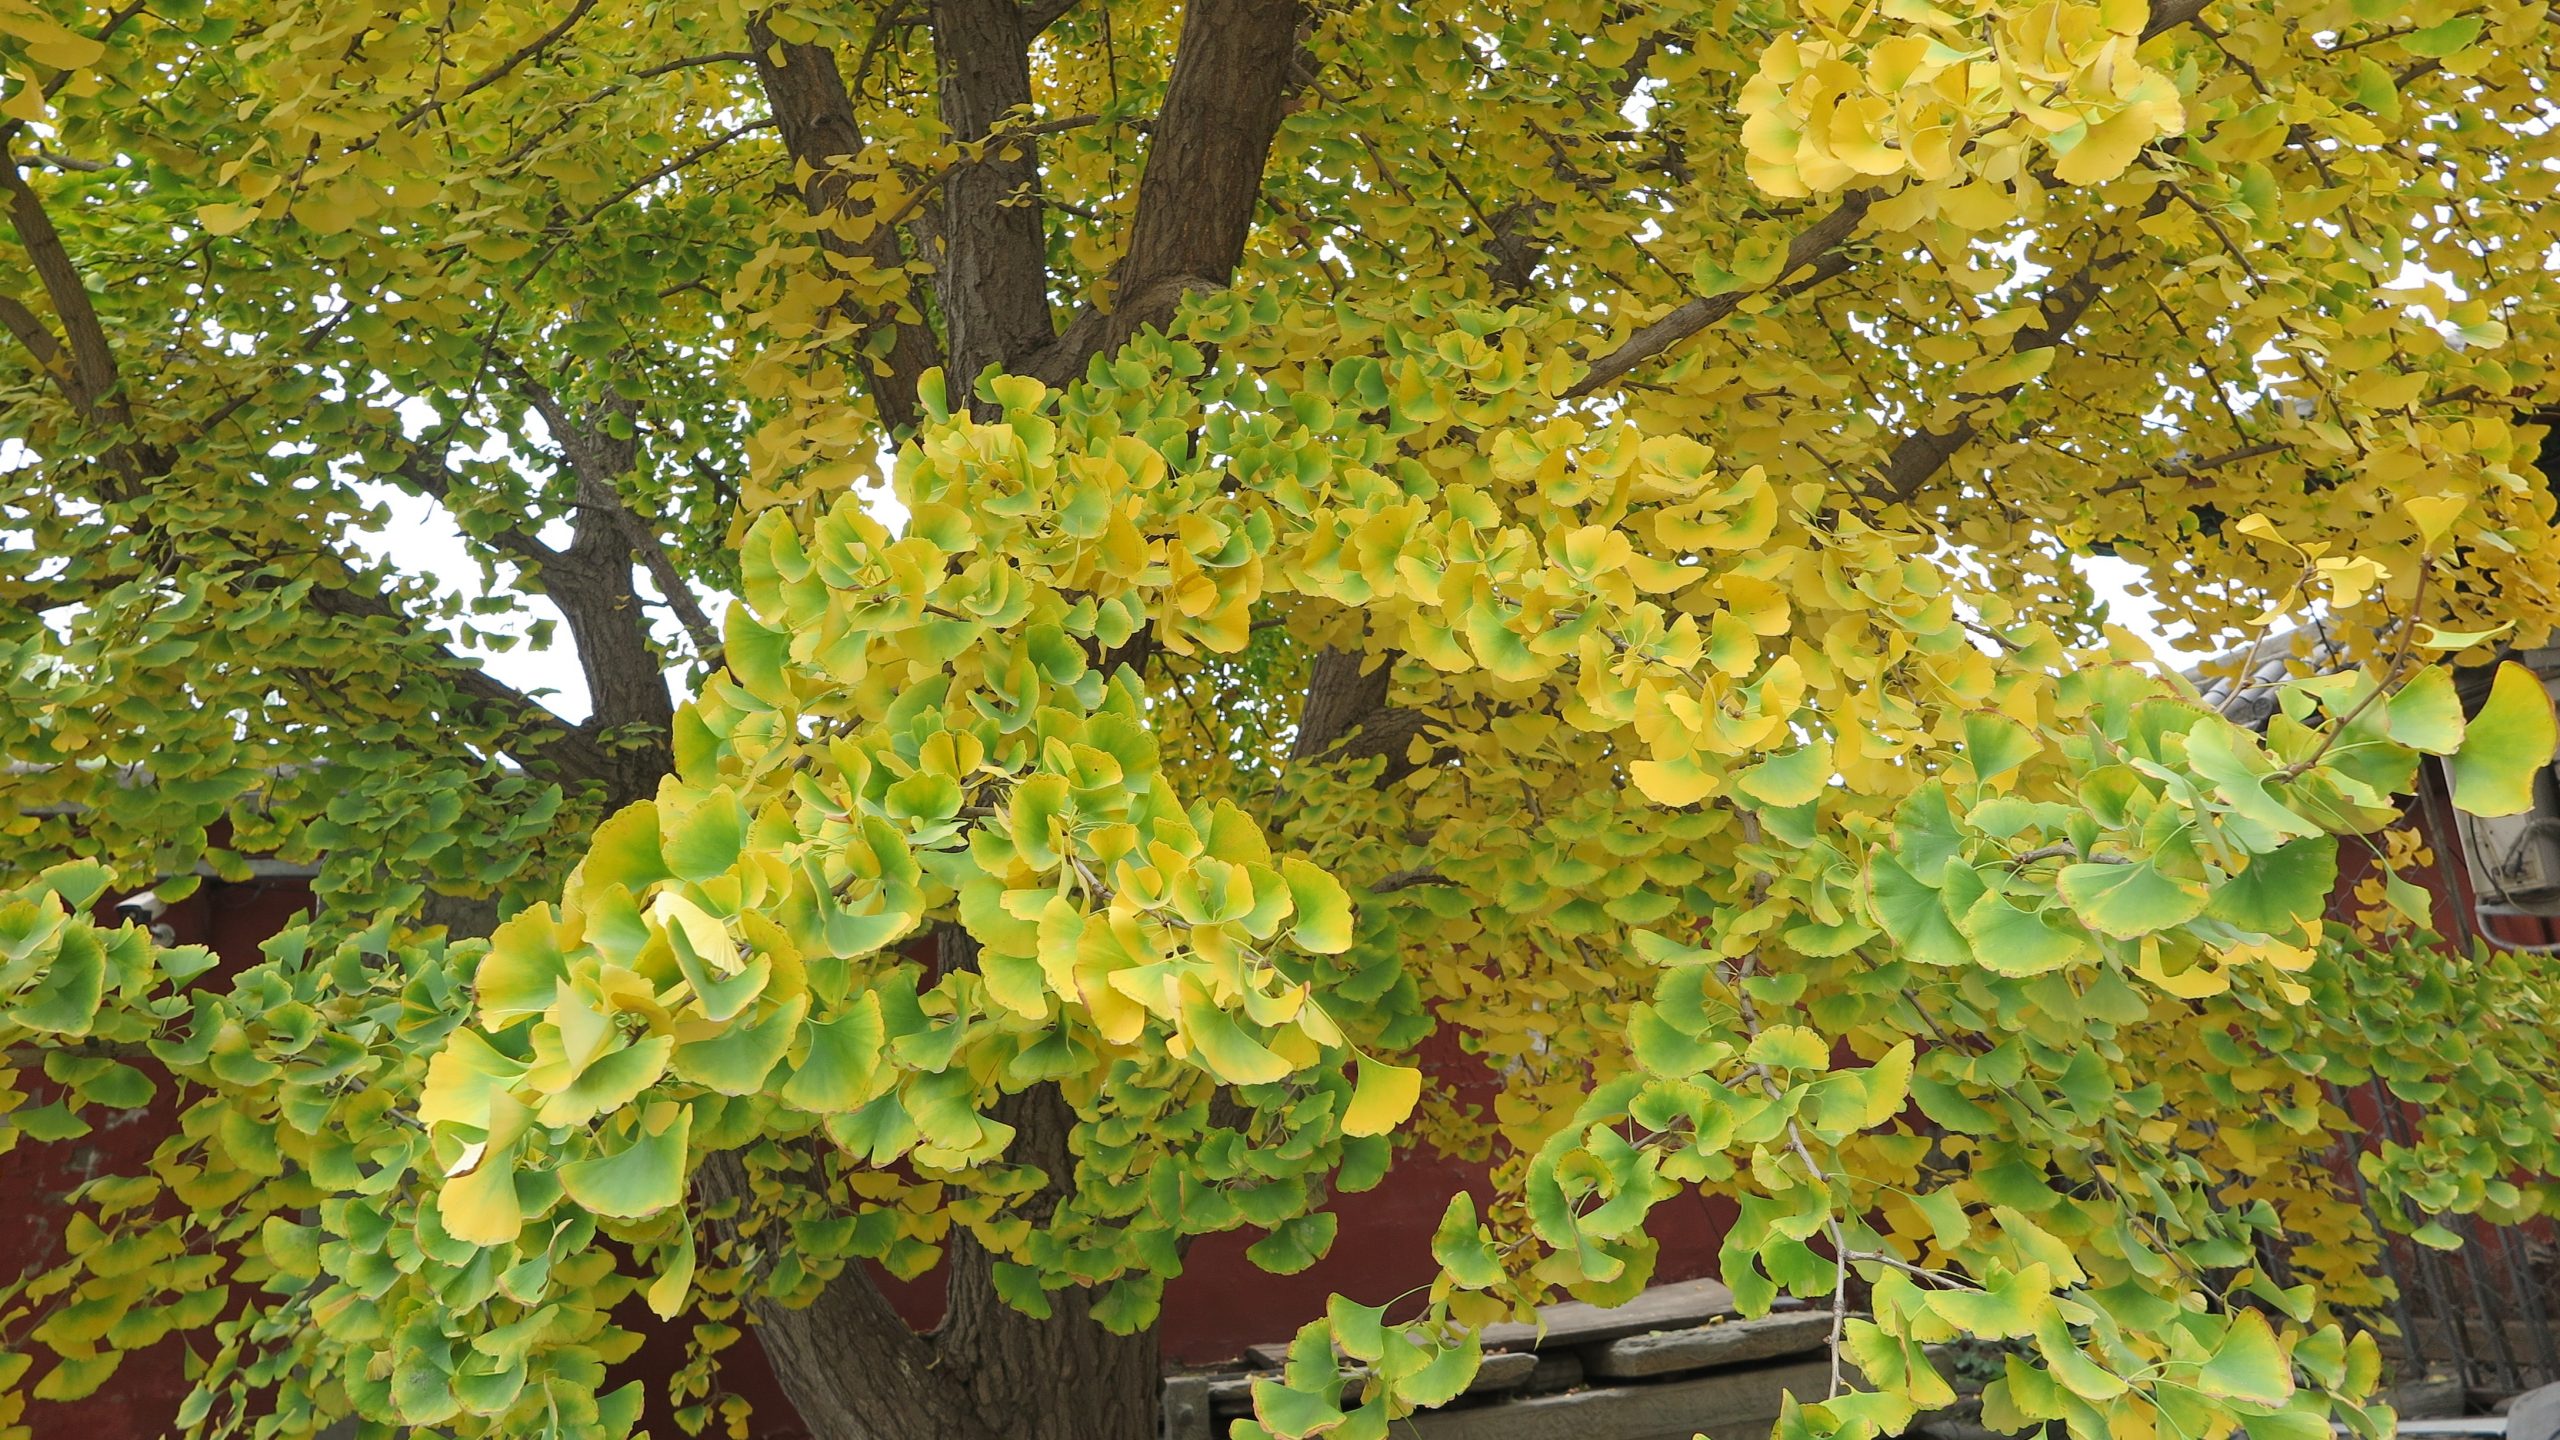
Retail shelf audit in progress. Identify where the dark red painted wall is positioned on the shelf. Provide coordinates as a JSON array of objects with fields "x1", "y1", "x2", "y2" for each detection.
[
  {"x1": 2, "y1": 880, "x2": 1729, "y2": 1439},
  {"x1": 7, "y1": 878, "x2": 314, "y2": 1440},
  {"x1": 22, "y1": 759, "x2": 2546, "y2": 1435}
]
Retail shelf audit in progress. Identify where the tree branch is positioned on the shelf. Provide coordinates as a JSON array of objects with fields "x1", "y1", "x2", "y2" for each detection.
[
  {"x1": 1559, "y1": 0, "x2": 2221, "y2": 399},
  {"x1": 0, "y1": 290, "x2": 72, "y2": 402},
  {"x1": 1026, "y1": 0, "x2": 1309, "y2": 385},
  {"x1": 392, "y1": 447, "x2": 562, "y2": 568},
  {"x1": 1564, "y1": 191, "x2": 1873, "y2": 399},
  {"x1": 932, "y1": 0, "x2": 1056, "y2": 397},
  {"x1": 750, "y1": 17, "x2": 944, "y2": 434},
  {"x1": 397, "y1": 0, "x2": 605, "y2": 131},
  {"x1": 1865, "y1": 191, "x2": 2176, "y2": 506},
  {"x1": 1023, "y1": 0, "x2": 1088, "y2": 34},
  {"x1": 1, "y1": 159, "x2": 125, "y2": 426}
]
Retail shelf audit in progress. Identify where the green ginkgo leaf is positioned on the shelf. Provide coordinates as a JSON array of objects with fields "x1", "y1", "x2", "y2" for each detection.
[
  {"x1": 2449, "y1": 662, "x2": 2556, "y2": 817},
  {"x1": 1431, "y1": 1193, "x2": 1503, "y2": 1290},
  {"x1": 8, "y1": 924, "x2": 102, "y2": 1035},
  {"x1": 2197, "y1": 1309, "x2": 2294, "y2": 1405},
  {"x1": 671, "y1": 993, "x2": 808, "y2": 1095},
  {"x1": 1245, "y1": 1211, "x2": 1339, "y2": 1274},
  {"x1": 2386, "y1": 666, "x2": 2464, "y2": 754},
  {"x1": 1735, "y1": 742, "x2": 1830, "y2": 808},
  {"x1": 2056, "y1": 860, "x2": 2207, "y2": 938},
  {"x1": 779, "y1": 996, "x2": 887, "y2": 1113},
  {"x1": 2205, "y1": 836, "x2": 2337, "y2": 934},
  {"x1": 663, "y1": 789, "x2": 746, "y2": 883},
  {"x1": 1181, "y1": 992, "x2": 1293, "y2": 1085},
  {"x1": 1282, "y1": 857, "x2": 1353, "y2": 954},
  {"x1": 559, "y1": 1103, "x2": 693, "y2": 1219},
  {"x1": 1868, "y1": 855, "x2": 1972, "y2": 966},
  {"x1": 1958, "y1": 891, "x2": 2090, "y2": 976},
  {"x1": 535, "y1": 1034, "x2": 673, "y2": 1127}
]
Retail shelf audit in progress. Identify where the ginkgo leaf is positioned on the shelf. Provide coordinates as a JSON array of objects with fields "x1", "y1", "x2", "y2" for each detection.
[
  {"x1": 1282, "y1": 858, "x2": 1353, "y2": 954},
  {"x1": 2056, "y1": 860, "x2": 2208, "y2": 938},
  {"x1": 1431, "y1": 1193, "x2": 1503, "y2": 1290},
  {"x1": 671, "y1": 993, "x2": 808, "y2": 1094},
  {"x1": 2449, "y1": 662, "x2": 2556, "y2": 817},
  {"x1": 780, "y1": 997, "x2": 887, "y2": 1112},
  {"x1": 1341, "y1": 1055, "x2": 1422, "y2": 1136},
  {"x1": 1180, "y1": 992, "x2": 1294, "y2": 1085},
  {"x1": 438, "y1": 1146, "x2": 526, "y2": 1247},
  {"x1": 559, "y1": 1104, "x2": 693, "y2": 1219},
  {"x1": 2205, "y1": 837, "x2": 2337, "y2": 935},
  {"x1": 2198, "y1": 1309, "x2": 2294, "y2": 1405},
  {"x1": 1735, "y1": 743, "x2": 1830, "y2": 807},
  {"x1": 535, "y1": 1035, "x2": 673, "y2": 1127},
  {"x1": 1957, "y1": 891, "x2": 2090, "y2": 976},
  {"x1": 1869, "y1": 855, "x2": 1973, "y2": 966},
  {"x1": 2386, "y1": 666, "x2": 2465, "y2": 754},
  {"x1": 664, "y1": 790, "x2": 746, "y2": 883},
  {"x1": 1927, "y1": 1263, "x2": 2053, "y2": 1339}
]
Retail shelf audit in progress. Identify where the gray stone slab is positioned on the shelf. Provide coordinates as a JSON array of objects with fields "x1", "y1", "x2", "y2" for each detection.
[
  {"x1": 2508, "y1": 1380, "x2": 2560, "y2": 1440},
  {"x1": 1245, "y1": 1280, "x2": 1741, "y2": 1369},
  {"x1": 1161, "y1": 1374, "x2": 1214, "y2": 1440},
  {"x1": 1405, "y1": 1356, "x2": 1836, "y2": 1440},
  {"x1": 1525, "y1": 1350, "x2": 1586, "y2": 1395},
  {"x1": 1208, "y1": 1349, "x2": 1541, "y2": 1415},
  {"x1": 1587, "y1": 1311, "x2": 1839, "y2": 1379},
  {"x1": 2399, "y1": 1377, "x2": 2471, "y2": 1423},
  {"x1": 1481, "y1": 1278, "x2": 1744, "y2": 1354}
]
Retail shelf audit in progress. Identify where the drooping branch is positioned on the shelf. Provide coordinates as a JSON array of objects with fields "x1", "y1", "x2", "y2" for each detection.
[
  {"x1": 750, "y1": 17, "x2": 945, "y2": 434},
  {"x1": 1026, "y1": 0, "x2": 1309, "y2": 385}
]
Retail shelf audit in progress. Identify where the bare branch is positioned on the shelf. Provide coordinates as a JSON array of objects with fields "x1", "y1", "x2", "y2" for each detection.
[
  {"x1": 397, "y1": 0, "x2": 605, "y2": 131},
  {"x1": 1564, "y1": 191, "x2": 1873, "y2": 399}
]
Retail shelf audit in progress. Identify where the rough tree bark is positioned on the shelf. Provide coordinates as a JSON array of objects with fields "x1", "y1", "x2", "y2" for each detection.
[
  {"x1": 693, "y1": 929, "x2": 1159, "y2": 1440},
  {"x1": 750, "y1": 17, "x2": 945, "y2": 436}
]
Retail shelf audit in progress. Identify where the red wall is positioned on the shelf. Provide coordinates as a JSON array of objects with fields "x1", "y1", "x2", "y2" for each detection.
[
  {"x1": 3, "y1": 881, "x2": 1729, "y2": 1439},
  {"x1": 6, "y1": 877, "x2": 314, "y2": 1440}
]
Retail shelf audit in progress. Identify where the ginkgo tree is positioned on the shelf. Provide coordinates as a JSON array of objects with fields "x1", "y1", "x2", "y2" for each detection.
[{"x1": 5, "y1": 0, "x2": 2560, "y2": 1439}]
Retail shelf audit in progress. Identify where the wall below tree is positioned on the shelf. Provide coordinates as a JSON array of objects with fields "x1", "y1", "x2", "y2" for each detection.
[{"x1": 1, "y1": 879, "x2": 1730, "y2": 1438}]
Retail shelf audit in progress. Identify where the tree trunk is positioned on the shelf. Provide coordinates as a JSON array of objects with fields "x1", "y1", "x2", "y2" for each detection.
[
  {"x1": 701, "y1": 1093, "x2": 1161, "y2": 1440},
  {"x1": 938, "y1": 1086, "x2": 1163, "y2": 1440}
]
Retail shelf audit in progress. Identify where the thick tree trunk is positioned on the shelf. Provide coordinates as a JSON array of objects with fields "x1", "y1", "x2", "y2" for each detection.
[
  {"x1": 716, "y1": 922, "x2": 1167, "y2": 1424},
  {"x1": 938, "y1": 1086, "x2": 1163, "y2": 1440},
  {"x1": 702, "y1": 1090, "x2": 1160, "y2": 1440},
  {"x1": 931, "y1": 0, "x2": 1055, "y2": 403}
]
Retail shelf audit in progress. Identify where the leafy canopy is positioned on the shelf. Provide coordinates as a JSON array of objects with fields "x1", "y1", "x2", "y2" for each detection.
[{"x1": 4, "y1": 0, "x2": 2560, "y2": 1438}]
